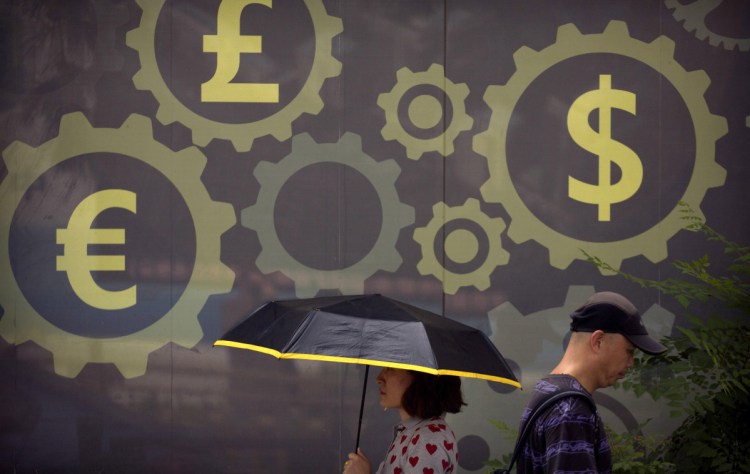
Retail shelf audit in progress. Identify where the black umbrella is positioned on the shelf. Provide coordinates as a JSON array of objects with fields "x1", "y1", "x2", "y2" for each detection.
[{"x1": 215, "y1": 294, "x2": 519, "y2": 449}]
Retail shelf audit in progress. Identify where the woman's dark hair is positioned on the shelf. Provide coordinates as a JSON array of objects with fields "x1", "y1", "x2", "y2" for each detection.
[{"x1": 401, "y1": 371, "x2": 466, "y2": 419}]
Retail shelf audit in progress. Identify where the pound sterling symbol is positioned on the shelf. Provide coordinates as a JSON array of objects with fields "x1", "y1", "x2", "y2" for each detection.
[
  {"x1": 56, "y1": 189, "x2": 137, "y2": 310},
  {"x1": 202, "y1": 0, "x2": 279, "y2": 103},
  {"x1": 567, "y1": 74, "x2": 642, "y2": 221}
]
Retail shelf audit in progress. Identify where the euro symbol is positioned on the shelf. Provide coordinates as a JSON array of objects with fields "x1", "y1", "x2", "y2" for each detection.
[
  {"x1": 567, "y1": 74, "x2": 642, "y2": 221},
  {"x1": 202, "y1": 0, "x2": 280, "y2": 103},
  {"x1": 56, "y1": 189, "x2": 136, "y2": 310}
]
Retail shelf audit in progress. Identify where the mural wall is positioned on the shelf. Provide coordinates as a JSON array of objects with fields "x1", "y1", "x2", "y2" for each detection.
[{"x1": 1, "y1": 0, "x2": 748, "y2": 472}]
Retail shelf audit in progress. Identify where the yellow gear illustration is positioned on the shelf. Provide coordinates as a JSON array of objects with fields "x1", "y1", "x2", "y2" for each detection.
[
  {"x1": 241, "y1": 132, "x2": 414, "y2": 298},
  {"x1": 473, "y1": 20, "x2": 728, "y2": 271},
  {"x1": 666, "y1": 0, "x2": 750, "y2": 52},
  {"x1": 0, "y1": 112, "x2": 235, "y2": 378},
  {"x1": 377, "y1": 63, "x2": 473, "y2": 160},
  {"x1": 413, "y1": 198, "x2": 508, "y2": 294},
  {"x1": 125, "y1": 0, "x2": 343, "y2": 152}
]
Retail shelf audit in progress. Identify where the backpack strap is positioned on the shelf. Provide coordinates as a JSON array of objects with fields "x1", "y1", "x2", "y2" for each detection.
[{"x1": 493, "y1": 389, "x2": 597, "y2": 474}]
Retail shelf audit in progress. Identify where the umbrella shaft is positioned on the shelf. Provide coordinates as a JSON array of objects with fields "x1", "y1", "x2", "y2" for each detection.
[{"x1": 355, "y1": 365, "x2": 369, "y2": 451}]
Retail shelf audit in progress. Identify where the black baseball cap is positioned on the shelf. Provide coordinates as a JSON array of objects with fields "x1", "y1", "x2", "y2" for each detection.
[{"x1": 570, "y1": 291, "x2": 667, "y2": 355}]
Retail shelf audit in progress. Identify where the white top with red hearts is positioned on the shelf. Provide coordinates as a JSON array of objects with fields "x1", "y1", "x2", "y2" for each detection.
[{"x1": 376, "y1": 416, "x2": 458, "y2": 474}]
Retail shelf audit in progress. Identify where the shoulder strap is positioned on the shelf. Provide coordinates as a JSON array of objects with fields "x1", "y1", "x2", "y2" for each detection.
[{"x1": 493, "y1": 390, "x2": 597, "y2": 474}]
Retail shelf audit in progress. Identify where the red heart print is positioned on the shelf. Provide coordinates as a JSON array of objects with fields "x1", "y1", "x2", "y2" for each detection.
[
  {"x1": 411, "y1": 434, "x2": 420, "y2": 445},
  {"x1": 428, "y1": 424, "x2": 441, "y2": 433},
  {"x1": 426, "y1": 443, "x2": 437, "y2": 455},
  {"x1": 442, "y1": 459, "x2": 449, "y2": 469},
  {"x1": 423, "y1": 469, "x2": 434, "y2": 474},
  {"x1": 444, "y1": 440, "x2": 454, "y2": 451},
  {"x1": 402, "y1": 446, "x2": 407, "y2": 455},
  {"x1": 394, "y1": 468, "x2": 402, "y2": 474},
  {"x1": 409, "y1": 456, "x2": 419, "y2": 467},
  {"x1": 390, "y1": 455, "x2": 396, "y2": 464},
  {"x1": 400, "y1": 435, "x2": 407, "y2": 443}
]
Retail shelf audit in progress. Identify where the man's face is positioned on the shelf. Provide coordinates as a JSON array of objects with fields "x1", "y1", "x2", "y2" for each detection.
[{"x1": 599, "y1": 333, "x2": 636, "y2": 388}]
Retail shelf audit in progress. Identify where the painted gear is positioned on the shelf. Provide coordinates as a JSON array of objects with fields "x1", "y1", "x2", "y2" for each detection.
[
  {"x1": 125, "y1": 0, "x2": 343, "y2": 152},
  {"x1": 473, "y1": 20, "x2": 728, "y2": 271},
  {"x1": 377, "y1": 63, "x2": 473, "y2": 160},
  {"x1": 241, "y1": 132, "x2": 414, "y2": 298},
  {"x1": 0, "y1": 112, "x2": 235, "y2": 378},
  {"x1": 666, "y1": 0, "x2": 750, "y2": 52},
  {"x1": 413, "y1": 198, "x2": 508, "y2": 294}
]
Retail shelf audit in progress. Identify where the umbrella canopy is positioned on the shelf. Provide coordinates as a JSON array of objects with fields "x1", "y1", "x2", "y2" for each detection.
[{"x1": 215, "y1": 294, "x2": 519, "y2": 387}]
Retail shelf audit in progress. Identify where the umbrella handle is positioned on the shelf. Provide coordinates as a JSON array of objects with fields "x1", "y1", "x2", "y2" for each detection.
[{"x1": 354, "y1": 365, "x2": 369, "y2": 451}]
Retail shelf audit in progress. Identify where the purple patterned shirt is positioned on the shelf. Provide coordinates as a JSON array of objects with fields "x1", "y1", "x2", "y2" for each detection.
[{"x1": 517, "y1": 375, "x2": 611, "y2": 474}]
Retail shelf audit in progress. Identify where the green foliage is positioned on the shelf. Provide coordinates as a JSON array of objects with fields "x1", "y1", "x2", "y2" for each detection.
[
  {"x1": 483, "y1": 419, "x2": 516, "y2": 472},
  {"x1": 585, "y1": 203, "x2": 750, "y2": 473},
  {"x1": 605, "y1": 423, "x2": 675, "y2": 474}
]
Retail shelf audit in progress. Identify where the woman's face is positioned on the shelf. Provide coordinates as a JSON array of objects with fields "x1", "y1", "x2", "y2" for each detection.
[{"x1": 376, "y1": 368, "x2": 414, "y2": 410}]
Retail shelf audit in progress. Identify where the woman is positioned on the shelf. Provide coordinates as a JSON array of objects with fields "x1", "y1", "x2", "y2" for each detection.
[{"x1": 343, "y1": 367, "x2": 465, "y2": 474}]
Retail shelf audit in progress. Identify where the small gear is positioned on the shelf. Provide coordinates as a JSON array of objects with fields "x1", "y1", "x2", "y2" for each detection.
[
  {"x1": 241, "y1": 133, "x2": 414, "y2": 298},
  {"x1": 0, "y1": 112, "x2": 235, "y2": 378},
  {"x1": 377, "y1": 63, "x2": 473, "y2": 160},
  {"x1": 125, "y1": 0, "x2": 342, "y2": 152},
  {"x1": 473, "y1": 20, "x2": 728, "y2": 271},
  {"x1": 413, "y1": 198, "x2": 508, "y2": 294},
  {"x1": 666, "y1": 0, "x2": 750, "y2": 52}
]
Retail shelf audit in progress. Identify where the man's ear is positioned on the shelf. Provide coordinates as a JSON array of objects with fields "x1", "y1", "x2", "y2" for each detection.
[{"x1": 589, "y1": 330, "x2": 606, "y2": 353}]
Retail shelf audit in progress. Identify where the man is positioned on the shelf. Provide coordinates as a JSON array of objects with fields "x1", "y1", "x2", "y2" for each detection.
[{"x1": 515, "y1": 291, "x2": 667, "y2": 474}]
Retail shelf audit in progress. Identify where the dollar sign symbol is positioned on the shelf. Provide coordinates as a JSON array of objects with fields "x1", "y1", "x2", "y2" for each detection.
[
  {"x1": 56, "y1": 189, "x2": 137, "y2": 310},
  {"x1": 567, "y1": 74, "x2": 642, "y2": 221},
  {"x1": 202, "y1": 0, "x2": 279, "y2": 103}
]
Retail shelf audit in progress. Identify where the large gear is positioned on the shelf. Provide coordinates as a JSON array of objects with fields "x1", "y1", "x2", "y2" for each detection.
[
  {"x1": 0, "y1": 112, "x2": 235, "y2": 378},
  {"x1": 666, "y1": 0, "x2": 750, "y2": 52},
  {"x1": 125, "y1": 0, "x2": 342, "y2": 152},
  {"x1": 413, "y1": 198, "x2": 508, "y2": 294},
  {"x1": 377, "y1": 63, "x2": 473, "y2": 160},
  {"x1": 473, "y1": 20, "x2": 728, "y2": 271},
  {"x1": 241, "y1": 132, "x2": 414, "y2": 298}
]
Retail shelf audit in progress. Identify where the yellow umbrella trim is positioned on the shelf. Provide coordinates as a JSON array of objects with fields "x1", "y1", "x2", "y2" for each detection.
[{"x1": 214, "y1": 339, "x2": 521, "y2": 388}]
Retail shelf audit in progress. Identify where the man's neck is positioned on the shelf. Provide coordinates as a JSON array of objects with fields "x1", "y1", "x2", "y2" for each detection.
[{"x1": 550, "y1": 362, "x2": 598, "y2": 394}]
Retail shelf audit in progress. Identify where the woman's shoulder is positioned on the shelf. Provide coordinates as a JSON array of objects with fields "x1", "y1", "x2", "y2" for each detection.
[{"x1": 414, "y1": 416, "x2": 456, "y2": 440}]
